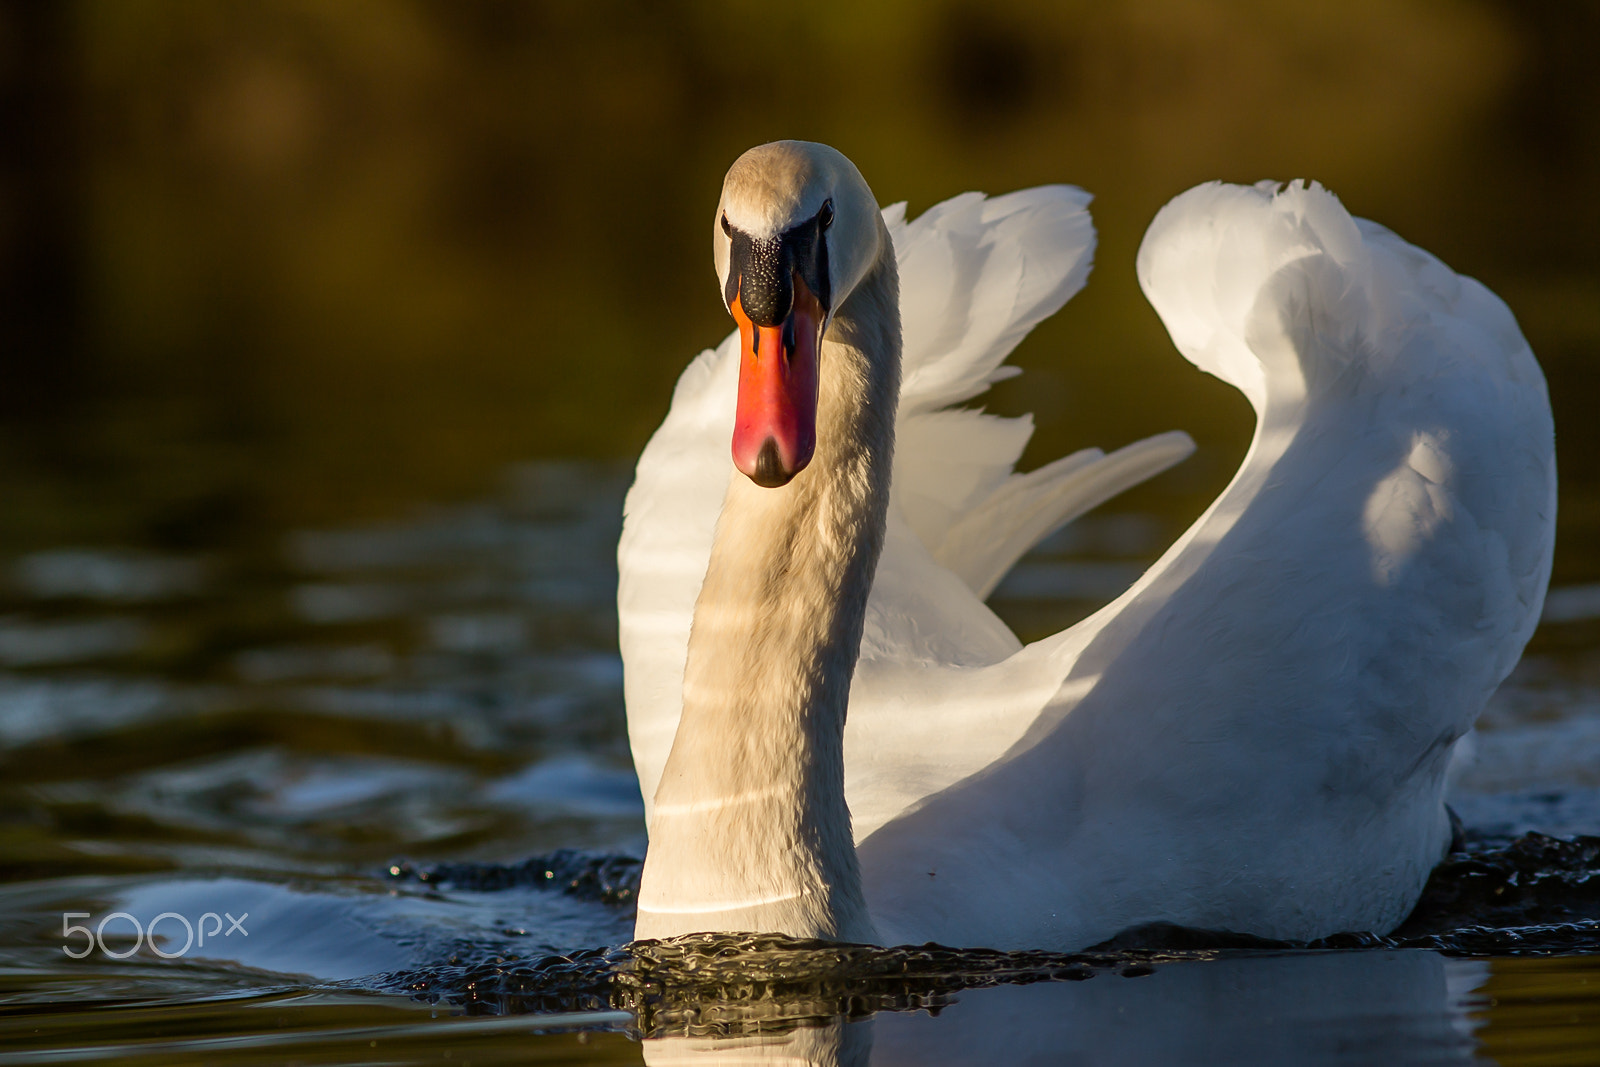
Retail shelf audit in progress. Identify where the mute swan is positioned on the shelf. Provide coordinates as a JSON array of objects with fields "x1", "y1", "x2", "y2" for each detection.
[{"x1": 618, "y1": 140, "x2": 1555, "y2": 950}]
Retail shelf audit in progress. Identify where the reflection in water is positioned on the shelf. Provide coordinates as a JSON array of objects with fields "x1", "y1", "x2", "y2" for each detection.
[
  {"x1": 647, "y1": 1020, "x2": 869, "y2": 1067},
  {"x1": 641, "y1": 952, "x2": 1485, "y2": 1067},
  {"x1": 869, "y1": 953, "x2": 1484, "y2": 1067}
]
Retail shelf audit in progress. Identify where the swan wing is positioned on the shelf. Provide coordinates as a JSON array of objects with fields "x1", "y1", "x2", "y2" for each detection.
[
  {"x1": 859, "y1": 180, "x2": 1556, "y2": 949},
  {"x1": 844, "y1": 192, "x2": 1192, "y2": 840},
  {"x1": 622, "y1": 187, "x2": 1191, "y2": 819},
  {"x1": 886, "y1": 187, "x2": 1194, "y2": 583}
]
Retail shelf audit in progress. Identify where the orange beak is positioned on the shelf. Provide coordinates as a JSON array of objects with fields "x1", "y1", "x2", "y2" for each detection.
[{"x1": 730, "y1": 274, "x2": 823, "y2": 488}]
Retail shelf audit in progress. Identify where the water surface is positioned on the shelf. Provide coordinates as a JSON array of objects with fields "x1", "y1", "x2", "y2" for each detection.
[{"x1": 0, "y1": 463, "x2": 1597, "y2": 1064}]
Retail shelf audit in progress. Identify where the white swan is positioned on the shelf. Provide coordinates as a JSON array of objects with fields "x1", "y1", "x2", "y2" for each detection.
[{"x1": 618, "y1": 140, "x2": 1556, "y2": 950}]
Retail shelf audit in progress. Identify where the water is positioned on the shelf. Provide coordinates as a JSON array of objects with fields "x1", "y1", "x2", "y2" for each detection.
[{"x1": 0, "y1": 460, "x2": 1597, "y2": 1064}]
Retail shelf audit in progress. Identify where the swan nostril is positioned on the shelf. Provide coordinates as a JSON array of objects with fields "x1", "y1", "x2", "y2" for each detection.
[{"x1": 752, "y1": 439, "x2": 793, "y2": 488}]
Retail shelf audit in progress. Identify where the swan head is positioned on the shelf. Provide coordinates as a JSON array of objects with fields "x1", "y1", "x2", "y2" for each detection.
[{"x1": 714, "y1": 141, "x2": 882, "y2": 488}]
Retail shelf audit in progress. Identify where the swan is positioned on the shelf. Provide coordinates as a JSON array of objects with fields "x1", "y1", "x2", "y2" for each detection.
[{"x1": 618, "y1": 140, "x2": 1555, "y2": 950}]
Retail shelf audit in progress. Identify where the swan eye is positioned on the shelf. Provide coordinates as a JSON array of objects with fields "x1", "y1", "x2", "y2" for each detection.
[
  {"x1": 818, "y1": 199, "x2": 834, "y2": 230},
  {"x1": 720, "y1": 213, "x2": 732, "y2": 237}
]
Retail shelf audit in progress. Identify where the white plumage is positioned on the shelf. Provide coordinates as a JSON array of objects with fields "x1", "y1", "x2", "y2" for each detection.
[{"x1": 619, "y1": 157, "x2": 1555, "y2": 950}]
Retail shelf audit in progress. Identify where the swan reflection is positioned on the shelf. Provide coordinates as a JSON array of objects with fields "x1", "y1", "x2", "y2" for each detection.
[{"x1": 642, "y1": 950, "x2": 1486, "y2": 1066}]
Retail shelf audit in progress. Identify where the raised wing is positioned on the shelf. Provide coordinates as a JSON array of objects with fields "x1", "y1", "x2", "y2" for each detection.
[{"x1": 857, "y1": 181, "x2": 1556, "y2": 948}]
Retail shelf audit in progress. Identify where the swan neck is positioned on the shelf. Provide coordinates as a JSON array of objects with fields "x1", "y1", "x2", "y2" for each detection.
[{"x1": 637, "y1": 233, "x2": 900, "y2": 942}]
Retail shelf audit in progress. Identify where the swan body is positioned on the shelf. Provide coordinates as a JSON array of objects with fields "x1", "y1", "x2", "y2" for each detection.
[{"x1": 619, "y1": 142, "x2": 1555, "y2": 950}]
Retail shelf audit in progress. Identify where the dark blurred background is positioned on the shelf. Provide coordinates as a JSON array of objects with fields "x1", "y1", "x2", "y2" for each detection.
[{"x1": 1, "y1": 0, "x2": 1596, "y2": 575}]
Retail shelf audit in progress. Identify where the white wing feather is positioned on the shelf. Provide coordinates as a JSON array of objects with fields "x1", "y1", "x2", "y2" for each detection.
[{"x1": 856, "y1": 181, "x2": 1555, "y2": 948}]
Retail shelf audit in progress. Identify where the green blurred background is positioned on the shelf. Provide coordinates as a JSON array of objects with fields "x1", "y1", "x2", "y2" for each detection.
[{"x1": 2, "y1": 0, "x2": 1596, "y2": 576}]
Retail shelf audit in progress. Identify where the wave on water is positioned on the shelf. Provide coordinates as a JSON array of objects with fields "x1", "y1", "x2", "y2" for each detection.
[{"x1": 368, "y1": 831, "x2": 1600, "y2": 1036}]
